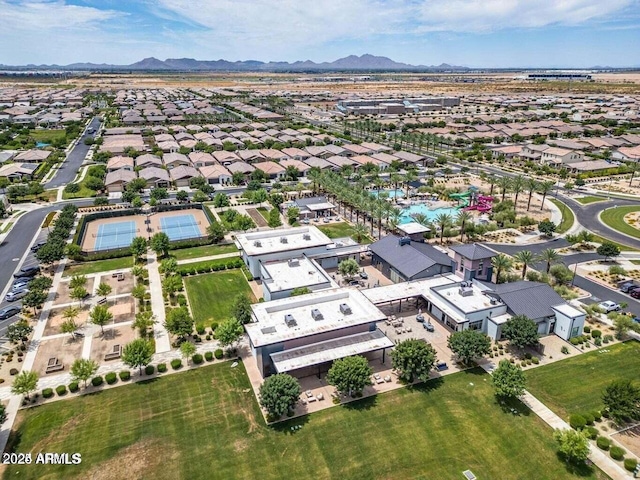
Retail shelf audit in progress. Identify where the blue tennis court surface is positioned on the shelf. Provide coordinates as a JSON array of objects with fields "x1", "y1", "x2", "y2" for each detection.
[
  {"x1": 160, "y1": 214, "x2": 201, "y2": 241},
  {"x1": 95, "y1": 221, "x2": 138, "y2": 251}
]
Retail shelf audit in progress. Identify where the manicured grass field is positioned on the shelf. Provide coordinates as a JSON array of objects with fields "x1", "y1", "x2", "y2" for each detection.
[
  {"x1": 184, "y1": 270, "x2": 253, "y2": 326},
  {"x1": 319, "y1": 222, "x2": 372, "y2": 244},
  {"x1": 28, "y1": 129, "x2": 67, "y2": 143},
  {"x1": 526, "y1": 341, "x2": 640, "y2": 419},
  {"x1": 61, "y1": 183, "x2": 97, "y2": 200},
  {"x1": 5, "y1": 364, "x2": 603, "y2": 480},
  {"x1": 575, "y1": 195, "x2": 607, "y2": 205},
  {"x1": 600, "y1": 205, "x2": 640, "y2": 240},
  {"x1": 256, "y1": 206, "x2": 270, "y2": 221},
  {"x1": 63, "y1": 256, "x2": 133, "y2": 276},
  {"x1": 171, "y1": 243, "x2": 238, "y2": 261},
  {"x1": 549, "y1": 198, "x2": 575, "y2": 234},
  {"x1": 589, "y1": 233, "x2": 638, "y2": 252}
]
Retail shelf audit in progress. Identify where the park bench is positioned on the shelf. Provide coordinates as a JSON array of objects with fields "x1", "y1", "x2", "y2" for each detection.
[
  {"x1": 97, "y1": 297, "x2": 107, "y2": 305},
  {"x1": 104, "y1": 344, "x2": 122, "y2": 361},
  {"x1": 117, "y1": 273, "x2": 124, "y2": 281},
  {"x1": 436, "y1": 362, "x2": 449, "y2": 372}
]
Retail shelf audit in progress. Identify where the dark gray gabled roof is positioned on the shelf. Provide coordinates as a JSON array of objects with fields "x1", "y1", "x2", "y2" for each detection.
[
  {"x1": 450, "y1": 243, "x2": 497, "y2": 261},
  {"x1": 489, "y1": 281, "x2": 566, "y2": 320},
  {"x1": 369, "y1": 235, "x2": 452, "y2": 279}
]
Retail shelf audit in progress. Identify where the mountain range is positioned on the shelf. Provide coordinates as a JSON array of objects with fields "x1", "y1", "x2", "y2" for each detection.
[{"x1": 3, "y1": 54, "x2": 469, "y2": 72}]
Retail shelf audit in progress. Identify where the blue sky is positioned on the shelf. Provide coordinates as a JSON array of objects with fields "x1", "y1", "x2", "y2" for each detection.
[{"x1": 1, "y1": 0, "x2": 639, "y2": 67}]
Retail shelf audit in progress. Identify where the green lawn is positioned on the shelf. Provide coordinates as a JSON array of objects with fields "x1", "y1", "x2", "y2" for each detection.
[
  {"x1": 526, "y1": 341, "x2": 640, "y2": 419},
  {"x1": 171, "y1": 243, "x2": 238, "y2": 261},
  {"x1": 318, "y1": 222, "x2": 373, "y2": 244},
  {"x1": 29, "y1": 129, "x2": 67, "y2": 143},
  {"x1": 63, "y1": 257, "x2": 133, "y2": 276},
  {"x1": 184, "y1": 270, "x2": 253, "y2": 326},
  {"x1": 575, "y1": 196, "x2": 607, "y2": 205},
  {"x1": 256, "y1": 206, "x2": 271, "y2": 221},
  {"x1": 631, "y1": 260, "x2": 640, "y2": 265},
  {"x1": 549, "y1": 198, "x2": 575, "y2": 234},
  {"x1": 600, "y1": 205, "x2": 640, "y2": 240},
  {"x1": 4, "y1": 364, "x2": 603, "y2": 480},
  {"x1": 61, "y1": 183, "x2": 97, "y2": 200},
  {"x1": 589, "y1": 233, "x2": 639, "y2": 252}
]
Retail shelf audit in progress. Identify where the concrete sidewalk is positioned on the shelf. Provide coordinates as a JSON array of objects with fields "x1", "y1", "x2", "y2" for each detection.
[
  {"x1": 175, "y1": 251, "x2": 240, "y2": 265},
  {"x1": 147, "y1": 252, "x2": 171, "y2": 353}
]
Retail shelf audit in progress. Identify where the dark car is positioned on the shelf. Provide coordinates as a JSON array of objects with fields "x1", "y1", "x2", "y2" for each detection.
[
  {"x1": 423, "y1": 322, "x2": 435, "y2": 332},
  {"x1": 630, "y1": 288, "x2": 640, "y2": 299},
  {"x1": 0, "y1": 306, "x2": 20, "y2": 320},
  {"x1": 13, "y1": 266, "x2": 40, "y2": 278},
  {"x1": 620, "y1": 282, "x2": 638, "y2": 293},
  {"x1": 30, "y1": 242, "x2": 46, "y2": 253}
]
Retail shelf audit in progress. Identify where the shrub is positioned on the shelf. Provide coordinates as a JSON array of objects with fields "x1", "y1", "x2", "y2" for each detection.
[
  {"x1": 583, "y1": 412, "x2": 595, "y2": 425},
  {"x1": 583, "y1": 325, "x2": 591, "y2": 333},
  {"x1": 105, "y1": 372, "x2": 117, "y2": 385},
  {"x1": 91, "y1": 376, "x2": 103, "y2": 387},
  {"x1": 56, "y1": 385, "x2": 67, "y2": 396},
  {"x1": 205, "y1": 351, "x2": 214, "y2": 362},
  {"x1": 602, "y1": 410, "x2": 610, "y2": 419},
  {"x1": 214, "y1": 349, "x2": 223, "y2": 359},
  {"x1": 192, "y1": 353, "x2": 203, "y2": 365},
  {"x1": 561, "y1": 346, "x2": 569, "y2": 354},
  {"x1": 42, "y1": 388, "x2": 54, "y2": 399},
  {"x1": 585, "y1": 426, "x2": 598, "y2": 439},
  {"x1": 597, "y1": 436, "x2": 611, "y2": 450},
  {"x1": 210, "y1": 322, "x2": 218, "y2": 332},
  {"x1": 171, "y1": 359, "x2": 182, "y2": 370},
  {"x1": 610, "y1": 446, "x2": 625, "y2": 461},
  {"x1": 590, "y1": 329, "x2": 601, "y2": 337},
  {"x1": 592, "y1": 410, "x2": 602, "y2": 422},
  {"x1": 144, "y1": 365, "x2": 155, "y2": 375},
  {"x1": 157, "y1": 363, "x2": 167, "y2": 373},
  {"x1": 205, "y1": 335, "x2": 211, "y2": 341},
  {"x1": 9, "y1": 368, "x2": 18, "y2": 376},
  {"x1": 594, "y1": 337, "x2": 602, "y2": 346},
  {"x1": 624, "y1": 458, "x2": 638, "y2": 472},
  {"x1": 569, "y1": 414, "x2": 586, "y2": 430},
  {"x1": 524, "y1": 352, "x2": 532, "y2": 360},
  {"x1": 531, "y1": 356, "x2": 540, "y2": 364},
  {"x1": 196, "y1": 325, "x2": 205, "y2": 335},
  {"x1": 604, "y1": 334, "x2": 613, "y2": 343},
  {"x1": 570, "y1": 337, "x2": 580, "y2": 345},
  {"x1": 119, "y1": 370, "x2": 131, "y2": 381},
  {"x1": 69, "y1": 381, "x2": 79, "y2": 393}
]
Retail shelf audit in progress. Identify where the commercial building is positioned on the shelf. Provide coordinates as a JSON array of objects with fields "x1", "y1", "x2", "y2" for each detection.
[{"x1": 260, "y1": 256, "x2": 336, "y2": 301}]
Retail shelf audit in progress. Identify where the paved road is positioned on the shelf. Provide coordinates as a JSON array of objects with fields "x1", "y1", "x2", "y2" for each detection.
[{"x1": 44, "y1": 116, "x2": 100, "y2": 189}]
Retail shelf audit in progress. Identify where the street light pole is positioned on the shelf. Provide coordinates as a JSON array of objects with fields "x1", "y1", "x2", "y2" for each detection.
[{"x1": 571, "y1": 262, "x2": 579, "y2": 286}]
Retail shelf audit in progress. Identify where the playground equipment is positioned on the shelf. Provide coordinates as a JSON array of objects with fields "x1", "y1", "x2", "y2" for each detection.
[
  {"x1": 449, "y1": 191, "x2": 471, "y2": 209},
  {"x1": 464, "y1": 194, "x2": 494, "y2": 212}
]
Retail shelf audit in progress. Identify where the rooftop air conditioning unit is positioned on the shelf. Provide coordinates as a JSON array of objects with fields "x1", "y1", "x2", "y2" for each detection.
[
  {"x1": 311, "y1": 308, "x2": 323, "y2": 320},
  {"x1": 288, "y1": 258, "x2": 300, "y2": 267},
  {"x1": 459, "y1": 286, "x2": 474, "y2": 297},
  {"x1": 398, "y1": 236, "x2": 411, "y2": 246},
  {"x1": 280, "y1": 237, "x2": 288, "y2": 244},
  {"x1": 303, "y1": 233, "x2": 311, "y2": 240},
  {"x1": 284, "y1": 314, "x2": 297, "y2": 327},
  {"x1": 253, "y1": 240, "x2": 262, "y2": 247},
  {"x1": 339, "y1": 303, "x2": 352, "y2": 315},
  {"x1": 489, "y1": 297, "x2": 498, "y2": 305}
]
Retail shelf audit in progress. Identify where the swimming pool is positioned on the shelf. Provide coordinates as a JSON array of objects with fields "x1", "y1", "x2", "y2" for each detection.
[
  {"x1": 399, "y1": 204, "x2": 460, "y2": 224},
  {"x1": 371, "y1": 189, "x2": 404, "y2": 199}
]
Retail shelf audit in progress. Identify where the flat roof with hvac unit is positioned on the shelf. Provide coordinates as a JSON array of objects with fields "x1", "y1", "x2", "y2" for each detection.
[
  {"x1": 260, "y1": 256, "x2": 334, "y2": 294},
  {"x1": 246, "y1": 287, "x2": 387, "y2": 347},
  {"x1": 235, "y1": 226, "x2": 332, "y2": 256}
]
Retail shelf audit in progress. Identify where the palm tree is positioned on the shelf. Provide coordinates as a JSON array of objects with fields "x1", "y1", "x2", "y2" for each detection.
[
  {"x1": 390, "y1": 173, "x2": 403, "y2": 202},
  {"x1": 434, "y1": 213, "x2": 453, "y2": 244},
  {"x1": 403, "y1": 171, "x2": 418, "y2": 199},
  {"x1": 456, "y1": 210, "x2": 473, "y2": 242},
  {"x1": 513, "y1": 250, "x2": 536, "y2": 279},
  {"x1": 511, "y1": 175, "x2": 526, "y2": 209},
  {"x1": 498, "y1": 176, "x2": 511, "y2": 202},
  {"x1": 307, "y1": 167, "x2": 321, "y2": 194},
  {"x1": 538, "y1": 180, "x2": 555, "y2": 210},
  {"x1": 491, "y1": 253, "x2": 513, "y2": 284},
  {"x1": 539, "y1": 248, "x2": 560, "y2": 273},
  {"x1": 352, "y1": 223, "x2": 368, "y2": 243},
  {"x1": 525, "y1": 178, "x2": 539, "y2": 211},
  {"x1": 388, "y1": 209, "x2": 401, "y2": 234},
  {"x1": 412, "y1": 213, "x2": 429, "y2": 226},
  {"x1": 486, "y1": 174, "x2": 498, "y2": 196}
]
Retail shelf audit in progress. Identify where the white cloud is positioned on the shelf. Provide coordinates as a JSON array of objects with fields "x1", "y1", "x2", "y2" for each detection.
[{"x1": 0, "y1": 0, "x2": 120, "y2": 31}]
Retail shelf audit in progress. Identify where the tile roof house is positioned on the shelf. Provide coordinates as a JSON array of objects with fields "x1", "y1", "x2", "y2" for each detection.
[
  {"x1": 105, "y1": 169, "x2": 137, "y2": 193},
  {"x1": 169, "y1": 165, "x2": 201, "y2": 187},
  {"x1": 253, "y1": 161, "x2": 286, "y2": 179},
  {"x1": 200, "y1": 164, "x2": 232, "y2": 185},
  {"x1": 162, "y1": 152, "x2": 191, "y2": 169},
  {"x1": 14, "y1": 149, "x2": 51, "y2": 163},
  {"x1": 135, "y1": 154, "x2": 162, "y2": 168},
  {"x1": 106, "y1": 156, "x2": 134, "y2": 172},
  {"x1": 138, "y1": 166, "x2": 170, "y2": 188}
]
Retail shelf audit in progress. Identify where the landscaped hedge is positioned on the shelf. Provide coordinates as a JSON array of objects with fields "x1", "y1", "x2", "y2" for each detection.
[
  {"x1": 157, "y1": 363, "x2": 167, "y2": 373},
  {"x1": 105, "y1": 372, "x2": 117, "y2": 385},
  {"x1": 192, "y1": 354, "x2": 203, "y2": 365},
  {"x1": 91, "y1": 376, "x2": 103, "y2": 387},
  {"x1": 145, "y1": 365, "x2": 155, "y2": 375},
  {"x1": 585, "y1": 427, "x2": 598, "y2": 440},
  {"x1": 119, "y1": 371, "x2": 131, "y2": 381},
  {"x1": 610, "y1": 446, "x2": 625, "y2": 461},
  {"x1": 591, "y1": 329, "x2": 602, "y2": 338},
  {"x1": 171, "y1": 359, "x2": 182, "y2": 370},
  {"x1": 177, "y1": 258, "x2": 244, "y2": 276},
  {"x1": 624, "y1": 458, "x2": 638, "y2": 472},
  {"x1": 205, "y1": 351, "x2": 214, "y2": 362},
  {"x1": 68, "y1": 381, "x2": 79, "y2": 393},
  {"x1": 583, "y1": 412, "x2": 595, "y2": 425},
  {"x1": 597, "y1": 436, "x2": 611, "y2": 450},
  {"x1": 569, "y1": 414, "x2": 586, "y2": 430},
  {"x1": 214, "y1": 349, "x2": 224, "y2": 359},
  {"x1": 42, "y1": 388, "x2": 54, "y2": 399},
  {"x1": 56, "y1": 385, "x2": 67, "y2": 396}
]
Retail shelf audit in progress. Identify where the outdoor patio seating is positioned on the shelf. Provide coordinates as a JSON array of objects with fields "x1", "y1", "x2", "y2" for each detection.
[
  {"x1": 384, "y1": 375, "x2": 392, "y2": 382},
  {"x1": 45, "y1": 357, "x2": 64, "y2": 374},
  {"x1": 104, "y1": 344, "x2": 122, "y2": 361},
  {"x1": 395, "y1": 328, "x2": 402, "y2": 335},
  {"x1": 316, "y1": 393, "x2": 324, "y2": 401}
]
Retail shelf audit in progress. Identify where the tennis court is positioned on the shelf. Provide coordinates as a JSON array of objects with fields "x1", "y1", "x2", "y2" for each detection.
[
  {"x1": 94, "y1": 221, "x2": 138, "y2": 251},
  {"x1": 160, "y1": 214, "x2": 202, "y2": 241}
]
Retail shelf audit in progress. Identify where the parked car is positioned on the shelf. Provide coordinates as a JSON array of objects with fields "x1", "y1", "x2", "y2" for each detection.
[
  {"x1": 6, "y1": 289, "x2": 28, "y2": 302},
  {"x1": 423, "y1": 322, "x2": 435, "y2": 332},
  {"x1": 598, "y1": 300, "x2": 621, "y2": 313},
  {"x1": 630, "y1": 288, "x2": 640, "y2": 299},
  {"x1": 348, "y1": 280, "x2": 361, "y2": 287},
  {"x1": 620, "y1": 282, "x2": 638, "y2": 293},
  {"x1": 11, "y1": 279, "x2": 31, "y2": 291},
  {"x1": 30, "y1": 242, "x2": 46, "y2": 253},
  {"x1": 0, "y1": 306, "x2": 21, "y2": 320},
  {"x1": 416, "y1": 314, "x2": 425, "y2": 322},
  {"x1": 359, "y1": 270, "x2": 368, "y2": 279},
  {"x1": 13, "y1": 266, "x2": 40, "y2": 278}
]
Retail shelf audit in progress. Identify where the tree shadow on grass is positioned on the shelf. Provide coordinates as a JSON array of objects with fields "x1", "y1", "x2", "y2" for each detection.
[
  {"x1": 494, "y1": 395, "x2": 532, "y2": 417},
  {"x1": 269, "y1": 414, "x2": 310, "y2": 435},
  {"x1": 136, "y1": 377, "x2": 160, "y2": 386},
  {"x1": 5, "y1": 429, "x2": 21, "y2": 453},
  {"x1": 342, "y1": 394, "x2": 378, "y2": 412},
  {"x1": 410, "y1": 376, "x2": 445, "y2": 395},
  {"x1": 555, "y1": 452, "x2": 598, "y2": 478}
]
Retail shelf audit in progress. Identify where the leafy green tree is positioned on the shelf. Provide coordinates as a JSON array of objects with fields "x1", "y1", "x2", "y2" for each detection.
[
  {"x1": 259, "y1": 373, "x2": 301, "y2": 419},
  {"x1": 549, "y1": 264, "x2": 574, "y2": 286},
  {"x1": 122, "y1": 339, "x2": 154, "y2": 374},
  {"x1": 150, "y1": 187, "x2": 168, "y2": 200},
  {"x1": 291, "y1": 287, "x2": 312, "y2": 296},
  {"x1": 89, "y1": 304, "x2": 113, "y2": 335},
  {"x1": 61, "y1": 319, "x2": 79, "y2": 340},
  {"x1": 447, "y1": 330, "x2": 491, "y2": 365},
  {"x1": 6, "y1": 319, "x2": 33, "y2": 346},
  {"x1": 338, "y1": 258, "x2": 360, "y2": 279},
  {"x1": 502, "y1": 315, "x2": 539, "y2": 350},
  {"x1": 70, "y1": 358, "x2": 98, "y2": 388},
  {"x1": 180, "y1": 341, "x2": 196, "y2": 364},
  {"x1": 70, "y1": 274, "x2": 87, "y2": 289},
  {"x1": 35, "y1": 240, "x2": 65, "y2": 266},
  {"x1": 597, "y1": 242, "x2": 620, "y2": 262},
  {"x1": 192, "y1": 190, "x2": 209, "y2": 203},
  {"x1": 391, "y1": 339, "x2": 437, "y2": 383},
  {"x1": 131, "y1": 284, "x2": 147, "y2": 302},
  {"x1": 64, "y1": 243, "x2": 82, "y2": 259},
  {"x1": 286, "y1": 206, "x2": 299, "y2": 225},
  {"x1": 22, "y1": 289, "x2": 48, "y2": 314},
  {"x1": 70, "y1": 286, "x2": 88, "y2": 306},
  {"x1": 130, "y1": 236, "x2": 147, "y2": 259},
  {"x1": 267, "y1": 207, "x2": 282, "y2": 228},
  {"x1": 11, "y1": 370, "x2": 38, "y2": 399},
  {"x1": 176, "y1": 190, "x2": 189, "y2": 202},
  {"x1": 96, "y1": 282, "x2": 112, "y2": 299},
  {"x1": 327, "y1": 355, "x2": 373, "y2": 397},
  {"x1": 538, "y1": 220, "x2": 557, "y2": 237},
  {"x1": 150, "y1": 232, "x2": 171, "y2": 257},
  {"x1": 206, "y1": 221, "x2": 226, "y2": 242},
  {"x1": 126, "y1": 177, "x2": 147, "y2": 193},
  {"x1": 253, "y1": 188, "x2": 268, "y2": 207},
  {"x1": 231, "y1": 294, "x2": 252, "y2": 325},
  {"x1": 28, "y1": 276, "x2": 52, "y2": 293},
  {"x1": 215, "y1": 318, "x2": 244, "y2": 351},
  {"x1": 213, "y1": 193, "x2": 230, "y2": 208},
  {"x1": 132, "y1": 311, "x2": 155, "y2": 338},
  {"x1": 162, "y1": 275, "x2": 183, "y2": 297},
  {"x1": 164, "y1": 307, "x2": 194, "y2": 339},
  {"x1": 492, "y1": 359, "x2": 526, "y2": 398},
  {"x1": 160, "y1": 257, "x2": 178, "y2": 276},
  {"x1": 553, "y1": 429, "x2": 590, "y2": 464},
  {"x1": 613, "y1": 314, "x2": 638, "y2": 340},
  {"x1": 602, "y1": 380, "x2": 640, "y2": 423}
]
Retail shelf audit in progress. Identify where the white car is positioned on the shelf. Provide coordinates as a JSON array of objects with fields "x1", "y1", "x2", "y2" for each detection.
[{"x1": 598, "y1": 301, "x2": 621, "y2": 313}]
